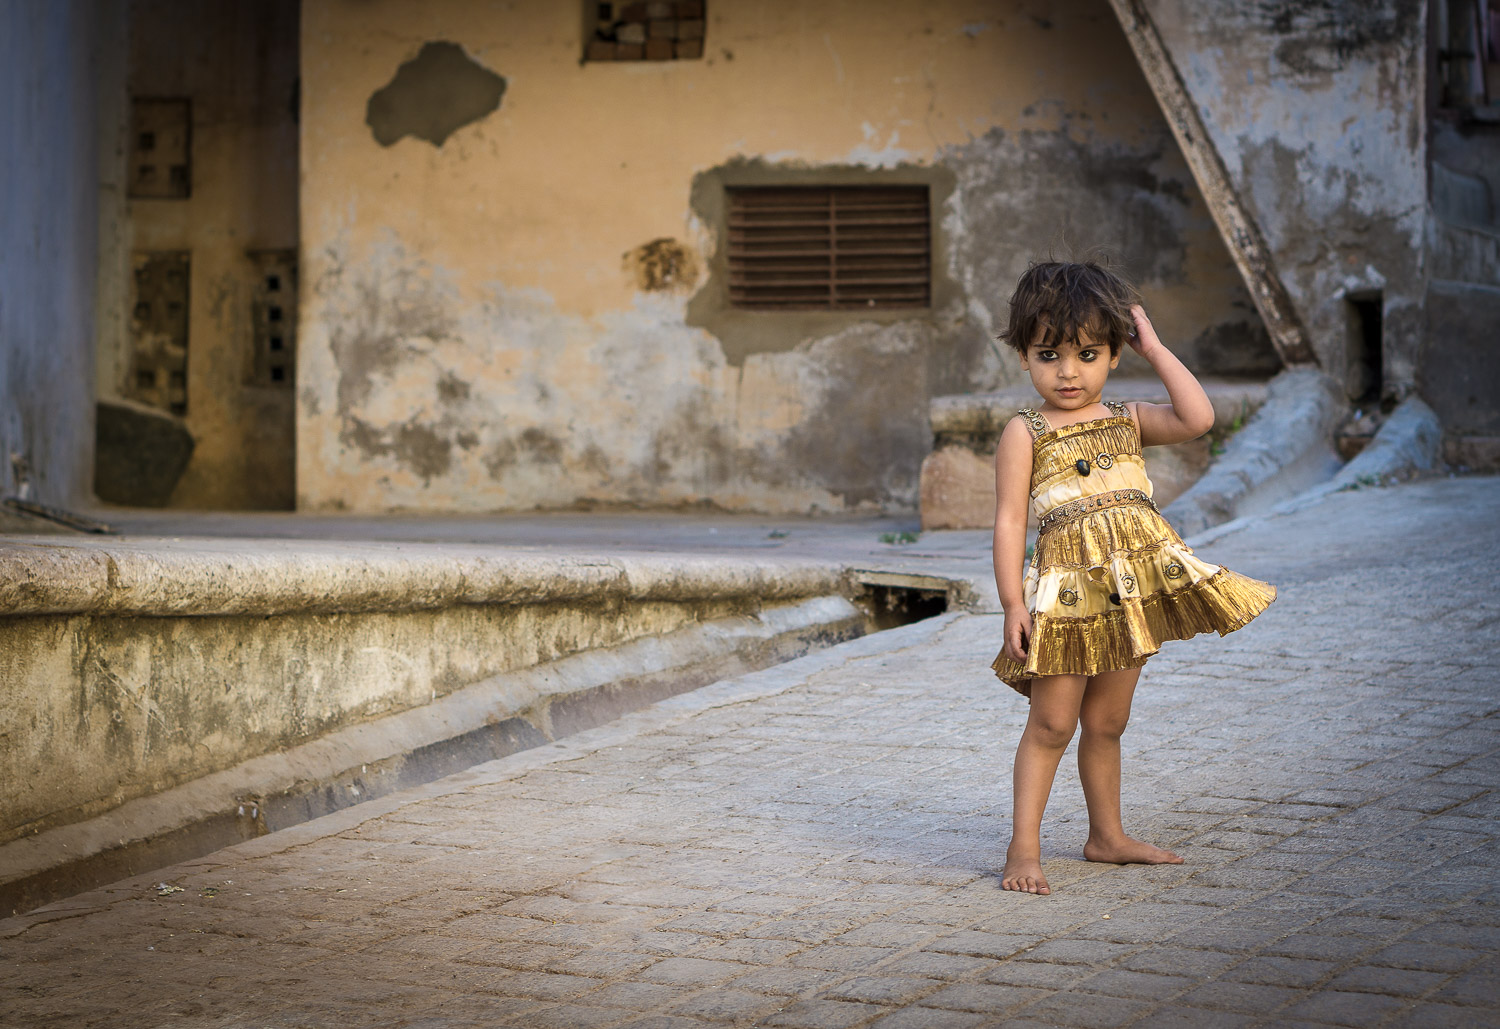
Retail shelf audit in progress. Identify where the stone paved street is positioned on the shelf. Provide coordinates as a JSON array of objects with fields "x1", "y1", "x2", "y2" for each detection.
[{"x1": 2, "y1": 477, "x2": 1498, "y2": 1028}]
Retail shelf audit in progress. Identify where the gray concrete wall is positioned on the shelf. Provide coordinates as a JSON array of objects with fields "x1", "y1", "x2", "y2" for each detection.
[
  {"x1": 1426, "y1": 117, "x2": 1500, "y2": 452},
  {"x1": 1145, "y1": 0, "x2": 1428, "y2": 399},
  {"x1": 0, "y1": 0, "x2": 102, "y2": 505}
]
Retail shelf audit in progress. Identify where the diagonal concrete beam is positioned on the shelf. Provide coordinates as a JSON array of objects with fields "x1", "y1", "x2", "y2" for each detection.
[{"x1": 1108, "y1": 0, "x2": 1319, "y2": 367}]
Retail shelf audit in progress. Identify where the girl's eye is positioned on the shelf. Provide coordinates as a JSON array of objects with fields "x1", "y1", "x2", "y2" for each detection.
[
  {"x1": 1079, "y1": 350, "x2": 1098, "y2": 362},
  {"x1": 1037, "y1": 351, "x2": 1058, "y2": 361}
]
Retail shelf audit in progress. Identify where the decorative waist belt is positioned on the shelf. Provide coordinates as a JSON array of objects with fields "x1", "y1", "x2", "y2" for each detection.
[{"x1": 1037, "y1": 489, "x2": 1156, "y2": 535}]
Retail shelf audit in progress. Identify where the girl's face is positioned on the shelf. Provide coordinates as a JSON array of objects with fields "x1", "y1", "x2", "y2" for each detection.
[{"x1": 1019, "y1": 328, "x2": 1119, "y2": 412}]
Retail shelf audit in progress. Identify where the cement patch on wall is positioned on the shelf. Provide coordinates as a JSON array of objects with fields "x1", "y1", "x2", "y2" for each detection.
[{"x1": 366, "y1": 41, "x2": 507, "y2": 147}]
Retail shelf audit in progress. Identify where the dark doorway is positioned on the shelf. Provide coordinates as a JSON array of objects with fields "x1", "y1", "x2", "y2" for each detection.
[{"x1": 1346, "y1": 292, "x2": 1383, "y2": 405}]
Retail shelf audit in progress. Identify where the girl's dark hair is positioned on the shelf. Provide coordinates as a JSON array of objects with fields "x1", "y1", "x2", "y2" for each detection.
[{"x1": 998, "y1": 260, "x2": 1141, "y2": 356}]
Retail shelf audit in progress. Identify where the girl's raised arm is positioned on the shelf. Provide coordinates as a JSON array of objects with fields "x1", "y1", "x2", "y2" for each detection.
[
  {"x1": 993, "y1": 416, "x2": 1035, "y2": 663},
  {"x1": 1126, "y1": 305, "x2": 1215, "y2": 448}
]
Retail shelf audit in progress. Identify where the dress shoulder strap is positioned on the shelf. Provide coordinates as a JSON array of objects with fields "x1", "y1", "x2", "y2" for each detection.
[
  {"x1": 1104, "y1": 400, "x2": 1131, "y2": 419},
  {"x1": 1017, "y1": 407, "x2": 1051, "y2": 439}
]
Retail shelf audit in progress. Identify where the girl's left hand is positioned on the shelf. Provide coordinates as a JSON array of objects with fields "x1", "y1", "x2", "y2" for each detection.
[{"x1": 1128, "y1": 305, "x2": 1164, "y2": 359}]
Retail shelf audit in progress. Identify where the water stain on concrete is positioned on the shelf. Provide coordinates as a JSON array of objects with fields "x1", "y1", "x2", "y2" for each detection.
[
  {"x1": 1254, "y1": 0, "x2": 1419, "y2": 78},
  {"x1": 366, "y1": 41, "x2": 506, "y2": 148}
]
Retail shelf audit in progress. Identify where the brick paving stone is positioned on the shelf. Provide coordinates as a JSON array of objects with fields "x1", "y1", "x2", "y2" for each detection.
[
  {"x1": 762, "y1": 998, "x2": 888, "y2": 1028},
  {"x1": 1280, "y1": 989, "x2": 1411, "y2": 1025},
  {"x1": 666, "y1": 987, "x2": 790, "y2": 1021},
  {"x1": 878, "y1": 951, "x2": 996, "y2": 980},
  {"x1": 725, "y1": 967, "x2": 848, "y2": 996},
  {"x1": 1386, "y1": 1002, "x2": 1495, "y2": 1028},
  {"x1": 1324, "y1": 964, "x2": 1454, "y2": 997},
  {"x1": 869, "y1": 1007, "x2": 990, "y2": 1029},
  {"x1": 1069, "y1": 968, "x2": 1195, "y2": 1000},
  {"x1": 1012, "y1": 939, "x2": 1139, "y2": 967},
  {"x1": 919, "y1": 982, "x2": 1054, "y2": 1013},
  {"x1": 518, "y1": 1002, "x2": 641, "y2": 1028},
  {"x1": 820, "y1": 975, "x2": 946, "y2": 1005},
  {"x1": 1131, "y1": 1007, "x2": 1258, "y2": 1029},
  {"x1": 1009, "y1": 991, "x2": 1150, "y2": 1028},
  {"x1": 578, "y1": 981, "x2": 695, "y2": 1010},
  {"x1": 1217, "y1": 955, "x2": 1338, "y2": 989},
  {"x1": 789, "y1": 945, "x2": 899, "y2": 971},
  {"x1": 923, "y1": 930, "x2": 1041, "y2": 959},
  {"x1": 1367, "y1": 941, "x2": 1485, "y2": 973},
  {"x1": 1175, "y1": 980, "x2": 1304, "y2": 1013}
]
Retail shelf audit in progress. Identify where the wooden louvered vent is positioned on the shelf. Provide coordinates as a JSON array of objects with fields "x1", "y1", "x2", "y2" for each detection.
[{"x1": 727, "y1": 186, "x2": 931, "y2": 310}]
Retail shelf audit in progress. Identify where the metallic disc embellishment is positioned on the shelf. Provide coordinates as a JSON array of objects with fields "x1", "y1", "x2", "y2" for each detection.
[
  {"x1": 1165, "y1": 562, "x2": 1184, "y2": 580},
  {"x1": 1075, "y1": 458, "x2": 1092, "y2": 476},
  {"x1": 1121, "y1": 573, "x2": 1136, "y2": 593},
  {"x1": 1096, "y1": 452, "x2": 1115, "y2": 469},
  {"x1": 1058, "y1": 587, "x2": 1079, "y2": 607}
]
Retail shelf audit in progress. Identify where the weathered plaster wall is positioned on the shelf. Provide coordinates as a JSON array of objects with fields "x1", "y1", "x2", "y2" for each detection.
[
  {"x1": 0, "y1": 0, "x2": 102, "y2": 506},
  {"x1": 299, "y1": 0, "x2": 1269, "y2": 514},
  {"x1": 98, "y1": 0, "x2": 301, "y2": 509},
  {"x1": 1145, "y1": 0, "x2": 1428, "y2": 399}
]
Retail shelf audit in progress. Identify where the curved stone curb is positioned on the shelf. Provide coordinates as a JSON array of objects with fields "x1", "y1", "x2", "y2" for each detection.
[
  {"x1": 1163, "y1": 367, "x2": 1346, "y2": 537},
  {"x1": 0, "y1": 539, "x2": 848, "y2": 616},
  {"x1": 1328, "y1": 394, "x2": 1443, "y2": 489}
]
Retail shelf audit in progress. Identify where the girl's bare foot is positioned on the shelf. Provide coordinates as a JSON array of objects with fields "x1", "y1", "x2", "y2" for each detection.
[
  {"x1": 1001, "y1": 849, "x2": 1051, "y2": 894},
  {"x1": 1083, "y1": 835, "x2": 1183, "y2": 865}
]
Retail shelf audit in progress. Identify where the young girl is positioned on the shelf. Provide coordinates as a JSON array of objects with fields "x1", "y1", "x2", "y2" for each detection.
[{"x1": 991, "y1": 261, "x2": 1276, "y2": 895}]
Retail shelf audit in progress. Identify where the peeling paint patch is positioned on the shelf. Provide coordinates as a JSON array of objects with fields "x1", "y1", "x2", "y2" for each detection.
[
  {"x1": 366, "y1": 41, "x2": 506, "y2": 148},
  {"x1": 624, "y1": 238, "x2": 698, "y2": 293}
]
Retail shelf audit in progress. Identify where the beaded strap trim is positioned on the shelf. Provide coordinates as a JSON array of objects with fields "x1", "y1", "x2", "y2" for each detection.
[
  {"x1": 1018, "y1": 407, "x2": 1050, "y2": 439},
  {"x1": 1037, "y1": 489, "x2": 1157, "y2": 536}
]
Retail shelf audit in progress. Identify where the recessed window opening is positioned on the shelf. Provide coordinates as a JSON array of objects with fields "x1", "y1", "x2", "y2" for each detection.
[
  {"x1": 585, "y1": 1, "x2": 704, "y2": 62},
  {"x1": 726, "y1": 185, "x2": 931, "y2": 311},
  {"x1": 1346, "y1": 291, "x2": 1383, "y2": 405}
]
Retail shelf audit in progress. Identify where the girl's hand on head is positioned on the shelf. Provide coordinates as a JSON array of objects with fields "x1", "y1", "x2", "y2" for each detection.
[
  {"x1": 1003, "y1": 609, "x2": 1033, "y2": 664},
  {"x1": 1128, "y1": 304, "x2": 1165, "y2": 359}
]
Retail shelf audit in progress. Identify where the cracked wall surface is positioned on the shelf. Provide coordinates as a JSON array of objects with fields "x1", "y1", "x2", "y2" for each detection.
[
  {"x1": 298, "y1": 0, "x2": 1271, "y2": 514},
  {"x1": 1144, "y1": 0, "x2": 1430, "y2": 398}
]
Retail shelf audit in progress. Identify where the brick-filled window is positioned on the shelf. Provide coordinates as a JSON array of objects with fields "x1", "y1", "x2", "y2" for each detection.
[
  {"x1": 129, "y1": 98, "x2": 191, "y2": 199},
  {"x1": 726, "y1": 186, "x2": 931, "y2": 310},
  {"x1": 249, "y1": 250, "x2": 296, "y2": 387},
  {"x1": 586, "y1": 1, "x2": 704, "y2": 62},
  {"x1": 129, "y1": 251, "x2": 191, "y2": 414}
]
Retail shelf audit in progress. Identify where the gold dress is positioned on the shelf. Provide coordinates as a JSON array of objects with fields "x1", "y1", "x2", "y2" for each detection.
[{"x1": 992, "y1": 402, "x2": 1276, "y2": 697}]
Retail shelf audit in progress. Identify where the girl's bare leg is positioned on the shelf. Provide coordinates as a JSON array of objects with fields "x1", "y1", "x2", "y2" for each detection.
[
  {"x1": 1002, "y1": 674, "x2": 1087, "y2": 894},
  {"x1": 1077, "y1": 666, "x2": 1183, "y2": 866}
]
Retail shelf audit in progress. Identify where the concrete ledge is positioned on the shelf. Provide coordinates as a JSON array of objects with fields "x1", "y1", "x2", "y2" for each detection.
[
  {"x1": 928, "y1": 377, "x2": 1268, "y2": 441},
  {"x1": 920, "y1": 378, "x2": 1269, "y2": 531},
  {"x1": 0, "y1": 594, "x2": 867, "y2": 916},
  {"x1": 1329, "y1": 395, "x2": 1443, "y2": 489},
  {"x1": 1163, "y1": 368, "x2": 1346, "y2": 537},
  {"x1": 0, "y1": 537, "x2": 846, "y2": 616}
]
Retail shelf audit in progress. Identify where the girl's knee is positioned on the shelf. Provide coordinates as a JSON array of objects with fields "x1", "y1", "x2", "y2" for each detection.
[
  {"x1": 1026, "y1": 714, "x2": 1078, "y2": 749},
  {"x1": 1079, "y1": 708, "x2": 1130, "y2": 740}
]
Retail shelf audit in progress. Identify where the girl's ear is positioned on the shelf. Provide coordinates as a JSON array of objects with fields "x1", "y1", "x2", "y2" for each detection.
[
  {"x1": 1109, "y1": 349, "x2": 1121, "y2": 369},
  {"x1": 1018, "y1": 347, "x2": 1031, "y2": 370}
]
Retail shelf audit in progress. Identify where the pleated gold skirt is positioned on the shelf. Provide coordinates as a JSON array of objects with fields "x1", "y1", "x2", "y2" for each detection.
[{"x1": 991, "y1": 499, "x2": 1276, "y2": 698}]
